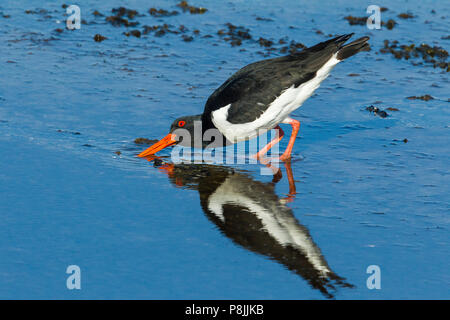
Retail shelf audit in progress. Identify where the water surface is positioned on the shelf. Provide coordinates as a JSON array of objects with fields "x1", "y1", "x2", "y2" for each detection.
[{"x1": 0, "y1": 0, "x2": 448, "y2": 299}]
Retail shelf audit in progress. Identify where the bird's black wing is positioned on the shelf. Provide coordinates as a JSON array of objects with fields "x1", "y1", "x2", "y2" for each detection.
[{"x1": 202, "y1": 34, "x2": 354, "y2": 125}]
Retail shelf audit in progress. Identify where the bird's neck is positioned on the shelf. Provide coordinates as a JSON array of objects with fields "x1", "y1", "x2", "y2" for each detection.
[
  {"x1": 201, "y1": 112, "x2": 216, "y2": 132},
  {"x1": 191, "y1": 113, "x2": 229, "y2": 148}
]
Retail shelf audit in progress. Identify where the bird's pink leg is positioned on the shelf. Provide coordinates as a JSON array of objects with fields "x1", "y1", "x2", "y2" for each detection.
[
  {"x1": 279, "y1": 118, "x2": 300, "y2": 162},
  {"x1": 283, "y1": 160, "x2": 297, "y2": 202},
  {"x1": 252, "y1": 125, "x2": 284, "y2": 159}
]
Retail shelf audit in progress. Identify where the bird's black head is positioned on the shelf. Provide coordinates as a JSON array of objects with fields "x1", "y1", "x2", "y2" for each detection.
[
  {"x1": 169, "y1": 114, "x2": 204, "y2": 148},
  {"x1": 169, "y1": 115, "x2": 201, "y2": 135},
  {"x1": 138, "y1": 114, "x2": 202, "y2": 157}
]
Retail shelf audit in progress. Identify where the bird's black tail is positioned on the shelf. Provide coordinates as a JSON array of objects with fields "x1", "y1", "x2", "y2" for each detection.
[{"x1": 337, "y1": 35, "x2": 370, "y2": 60}]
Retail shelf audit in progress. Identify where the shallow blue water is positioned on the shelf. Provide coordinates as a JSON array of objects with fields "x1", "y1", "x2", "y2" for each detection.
[{"x1": 0, "y1": 0, "x2": 448, "y2": 299}]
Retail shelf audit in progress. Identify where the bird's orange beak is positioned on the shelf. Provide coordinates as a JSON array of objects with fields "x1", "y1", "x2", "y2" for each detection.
[{"x1": 138, "y1": 133, "x2": 177, "y2": 157}]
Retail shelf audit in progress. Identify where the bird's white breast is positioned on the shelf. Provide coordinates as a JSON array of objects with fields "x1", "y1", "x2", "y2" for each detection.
[{"x1": 211, "y1": 54, "x2": 340, "y2": 143}]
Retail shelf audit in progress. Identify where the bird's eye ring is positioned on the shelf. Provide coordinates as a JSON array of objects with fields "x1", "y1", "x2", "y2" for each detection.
[{"x1": 178, "y1": 120, "x2": 186, "y2": 127}]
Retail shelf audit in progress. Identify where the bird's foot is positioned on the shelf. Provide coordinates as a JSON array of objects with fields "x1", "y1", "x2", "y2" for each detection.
[
  {"x1": 255, "y1": 153, "x2": 291, "y2": 163},
  {"x1": 278, "y1": 153, "x2": 292, "y2": 162}
]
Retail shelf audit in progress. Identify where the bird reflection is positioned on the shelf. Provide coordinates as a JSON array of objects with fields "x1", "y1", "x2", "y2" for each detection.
[{"x1": 145, "y1": 156, "x2": 353, "y2": 298}]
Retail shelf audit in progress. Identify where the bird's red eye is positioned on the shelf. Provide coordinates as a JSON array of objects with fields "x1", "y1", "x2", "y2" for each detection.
[{"x1": 178, "y1": 120, "x2": 186, "y2": 127}]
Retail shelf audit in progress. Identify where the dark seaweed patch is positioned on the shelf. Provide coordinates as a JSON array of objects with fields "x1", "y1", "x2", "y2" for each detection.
[
  {"x1": 398, "y1": 13, "x2": 415, "y2": 19},
  {"x1": 149, "y1": 8, "x2": 179, "y2": 17},
  {"x1": 106, "y1": 15, "x2": 139, "y2": 27},
  {"x1": 124, "y1": 30, "x2": 141, "y2": 38},
  {"x1": 383, "y1": 19, "x2": 396, "y2": 30},
  {"x1": 407, "y1": 95, "x2": 434, "y2": 101},
  {"x1": 57, "y1": 129, "x2": 81, "y2": 135},
  {"x1": 93, "y1": 34, "x2": 107, "y2": 42},
  {"x1": 380, "y1": 40, "x2": 449, "y2": 71},
  {"x1": 182, "y1": 35, "x2": 194, "y2": 42},
  {"x1": 344, "y1": 15, "x2": 396, "y2": 29},
  {"x1": 393, "y1": 138, "x2": 408, "y2": 143},
  {"x1": 106, "y1": 7, "x2": 140, "y2": 27},
  {"x1": 25, "y1": 9, "x2": 49, "y2": 15},
  {"x1": 365, "y1": 106, "x2": 389, "y2": 118},
  {"x1": 280, "y1": 40, "x2": 306, "y2": 54},
  {"x1": 142, "y1": 24, "x2": 183, "y2": 36},
  {"x1": 344, "y1": 16, "x2": 366, "y2": 26},
  {"x1": 258, "y1": 37, "x2": 273, "y2": 48},
  {"x1": 111, "y1": 7, "x2": 139, "y2": 19},
  {"x1": 218, "y1": 23, "x2": 252, "y2": 46},
  {"x1": 176, "y1": 1, "x2": 208, "y2": 14},
  {"x1": 134, "y1": 138, "x2": 159, "y2": 145},
  {"x1": 256, "y1": 16, "x2": 273, "y2": 22},
  {"x1": 92, "y1": 10, "x2": 104, "y2": 17}
]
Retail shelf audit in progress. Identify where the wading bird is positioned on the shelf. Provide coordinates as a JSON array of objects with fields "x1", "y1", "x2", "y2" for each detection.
[{"x1": 138, "y1": 33, "x2": 369, "y2": 161}]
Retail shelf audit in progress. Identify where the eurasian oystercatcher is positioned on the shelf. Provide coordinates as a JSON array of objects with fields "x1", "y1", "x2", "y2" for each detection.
[{"x1": 138, "y1": 33, "x2": 369, "y2": 160}]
